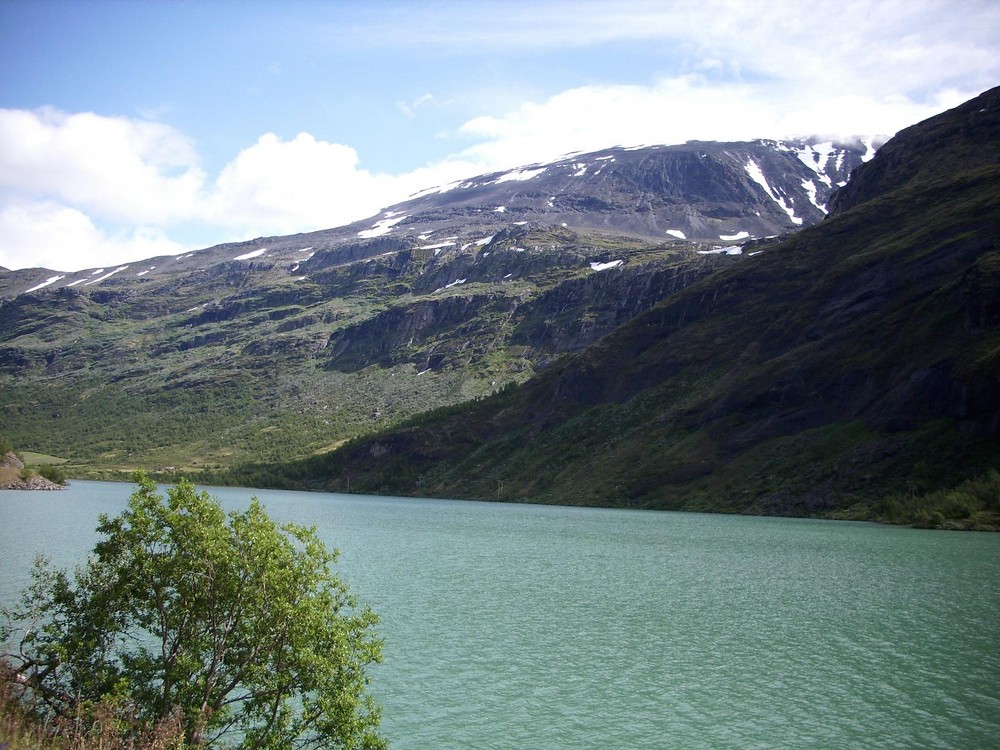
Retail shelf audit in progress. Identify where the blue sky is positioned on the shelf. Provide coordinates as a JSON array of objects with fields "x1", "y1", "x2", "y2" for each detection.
[{"x1": 1, "y1": 0, "x2": 998, "y2": 272}]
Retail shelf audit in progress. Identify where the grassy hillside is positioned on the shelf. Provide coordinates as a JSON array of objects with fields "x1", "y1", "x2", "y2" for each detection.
[{"x1": 0, "y1": 228, "x2": 722, "y2": 477}]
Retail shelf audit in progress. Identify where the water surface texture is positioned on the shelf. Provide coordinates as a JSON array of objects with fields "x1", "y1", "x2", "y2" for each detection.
[{"x1": 2, "y1": 481, "x2": 998, "y2": 748}]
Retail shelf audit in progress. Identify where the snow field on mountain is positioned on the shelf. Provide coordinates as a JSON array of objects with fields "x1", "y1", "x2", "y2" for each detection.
[
  {"x1": 492, "y1": 167, "x2": 547, "y2": 184},
  {"x1": 233, "y1": 248, "x2": 267, "y2": 261},
  {"x1": 24, "y1": 275, "x2": 65, "y2": 293},
  {"x1": 590, "y1": 260, "x2": 623, "y2": 271},
  {"x1": 744, "y1": 159, "x2": 803, "y2": 225},
  {"x1": 84, "y1": 266, "x2": 129, "y2": 285},
  {"x1": 358, "y1": 214, "x2": 407, "y2": 238}
]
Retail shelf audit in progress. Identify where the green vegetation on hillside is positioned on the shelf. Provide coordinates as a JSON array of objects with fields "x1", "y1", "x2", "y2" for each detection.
[{"x1": 0, "y1": 228, "x2": 715, "y2": 476}]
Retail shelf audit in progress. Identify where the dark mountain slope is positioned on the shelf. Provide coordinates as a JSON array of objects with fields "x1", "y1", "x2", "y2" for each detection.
[{"x1": 253, "y1": 87, "x2": 1000, "y2": 527}]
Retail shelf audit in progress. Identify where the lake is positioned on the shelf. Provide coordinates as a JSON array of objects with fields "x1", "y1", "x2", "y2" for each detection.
[{"x1": 2, "y1": 480, "x2": 999, "y2": 748}]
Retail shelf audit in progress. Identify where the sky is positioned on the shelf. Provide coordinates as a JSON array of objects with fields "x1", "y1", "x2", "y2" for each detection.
[{"x1": 1, "y1": 0, "x2": 998, "y2": 272}]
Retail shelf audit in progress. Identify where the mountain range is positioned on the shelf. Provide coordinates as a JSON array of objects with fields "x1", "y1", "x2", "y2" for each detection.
[{"x1": 1, "y1": 89, "x2": 997, "y2": 527}]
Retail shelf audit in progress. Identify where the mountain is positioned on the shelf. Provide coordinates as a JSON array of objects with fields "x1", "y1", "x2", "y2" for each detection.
[
  {"x1": 0, "y1": 138, "x2": 869, "y2": 474},
  {"x1": 232, "y1": 87, "x2": 1000, "y2": 529},
  {"x1": 1, "y1": 137, "x2": 871, "y2": 300}
]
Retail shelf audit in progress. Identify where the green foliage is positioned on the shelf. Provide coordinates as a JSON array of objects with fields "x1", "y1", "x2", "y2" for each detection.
[
  {"x1": 0, "y1": 434, "x2": 13, "y2": 455},
  {"x1": 876, "y1": 469, "x2": 1000, "y2": 529},
  {"x1": 35, "y1": 464, "x2": 66, "y2": 485},
  {"x1": 1, "y1": 473, "x2": 385, "y2": 750}
]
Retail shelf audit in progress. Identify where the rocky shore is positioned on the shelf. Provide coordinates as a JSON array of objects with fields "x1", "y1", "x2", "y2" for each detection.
[
  {"x1": 0, "y1": 450, "x2": 66, "y2": 490},
  {"x1": 0, "y1": 473, "x2": 65, "y2": 490}
]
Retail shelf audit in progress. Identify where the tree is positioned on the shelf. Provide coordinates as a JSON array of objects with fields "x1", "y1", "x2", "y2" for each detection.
[{"x1": 1, "y1": 473, "x2": 386, "y2": 749}]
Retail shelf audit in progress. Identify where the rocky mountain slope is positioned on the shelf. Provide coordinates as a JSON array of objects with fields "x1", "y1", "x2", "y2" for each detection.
[
  {"x1": 0, "y1": 138, "x2": 869, "y2": 474},
  {"x1": 238, "y1": 87, "x2": 1000, "y2": 528}
]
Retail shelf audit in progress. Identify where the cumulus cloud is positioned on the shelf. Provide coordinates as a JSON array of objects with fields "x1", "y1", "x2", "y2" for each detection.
[
  {"x1": 0, "y1": 109, "x2": 480, "y2": 271},
  {"x1": 0, "y1": 108, "x2": 204, "y2": 224},
  {"x1": 0, "y1": 201, "x2": 187, "y2": 271},
  {"x1": 454, "y1": 77, "x2": 972, "y2": 171},
  {"x1": 203, "y1": 131, "x2": 479, "y2": 238}
]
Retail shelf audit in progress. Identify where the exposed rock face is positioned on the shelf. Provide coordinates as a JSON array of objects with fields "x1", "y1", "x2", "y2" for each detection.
[{"x1": 3, "y1": 450, "x2": 24, "y2": 469}]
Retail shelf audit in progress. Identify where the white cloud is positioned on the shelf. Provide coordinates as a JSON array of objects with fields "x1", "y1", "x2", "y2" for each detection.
[
  {"x1": 203, "y1": 131, "x2": 480, "y2": 238},
  {"x1": 0, "y1": 108, "x2": 205, "y2": 224},
  {"x1": 0, "y1": 111, "x2": 481, "y2": 271},
  {"x1": 454, "y1": 76, "x2": 974, "y2": 172},
  {"x1": 0, "y1": 201, "x2": 187, "y2": 271},
  {"x1": 397, "y1": 92, "x2": 434, "y2": 118}
]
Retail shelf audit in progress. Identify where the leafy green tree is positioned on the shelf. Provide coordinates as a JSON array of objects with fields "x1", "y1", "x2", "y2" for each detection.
[{"x1": 1, "y1": 473, "x2": 385, "y2": 749}]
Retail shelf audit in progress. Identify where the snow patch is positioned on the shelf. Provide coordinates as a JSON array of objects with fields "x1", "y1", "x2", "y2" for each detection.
[
  {"x1": 136, "y1": 270, "x2": 149, "y2": 277},
  {"x1": 801, "y1": 179, "x2": 827, "y2": 213},
  {"x1": 84, "y1": 266, "x2": 128, "y2": 285},
  {"x1": 65, "y1": 278, "x2": 87, "y2": 287},
  {"x1": 476, "y1": 235, "x2": 494, "y2": 246},
  {"x1": 514, "y1": 221, "x2": 528, "y2": 226},
  {"x1": 493, "y1": 167, "x2": 546, "y2": 183},
  {"x1": 795, "y1": 142, "x2": 834, "y2": 187},
  {"x1": 24, "y1": 275, "x2": 65, "y2": 293},
  {"x1": 233, "y1": 248, "x2": 267, "y2": 261},
  {"x1": 407, "y1": 181, "x2": 463, "y2": 200},
  {"x1": 666, "y1": 229, "x2": 687, "y2": 240},
  {"x1": 572, "y1": 163, "x2": 587, "y2": 177},
  {"x1": 358, "y1": 214, "x2": 407, "y2": 238},
  {"x1": 419, "y1": 241, "x2": 456, "y2": 250},
  {"x1": 493, "y1": 206, "x2": 506, "y2": 213},
  {"x1": 434, "y1": 278, "x2": 468, "y2": 293},
  {"x1": 861, "y1": 138, "x2": 877, "y2": 162},
  {"x1": 590, "y1": 260, "x2": 623, "y2": 272},
  {"x1": 720, "y1": 231, "x2": 750, "y2": 241},
  {"x1": 699, "y1": 246, "x2": 744, "y2": 255},
  {"x1": 744, "y1": 159, "x2": 803, "y2": 225}
]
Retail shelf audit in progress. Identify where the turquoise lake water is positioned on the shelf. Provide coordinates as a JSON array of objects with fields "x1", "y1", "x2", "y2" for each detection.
[{"x1": 2, "y1": 480, "x2": 998, "y2": 748}]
